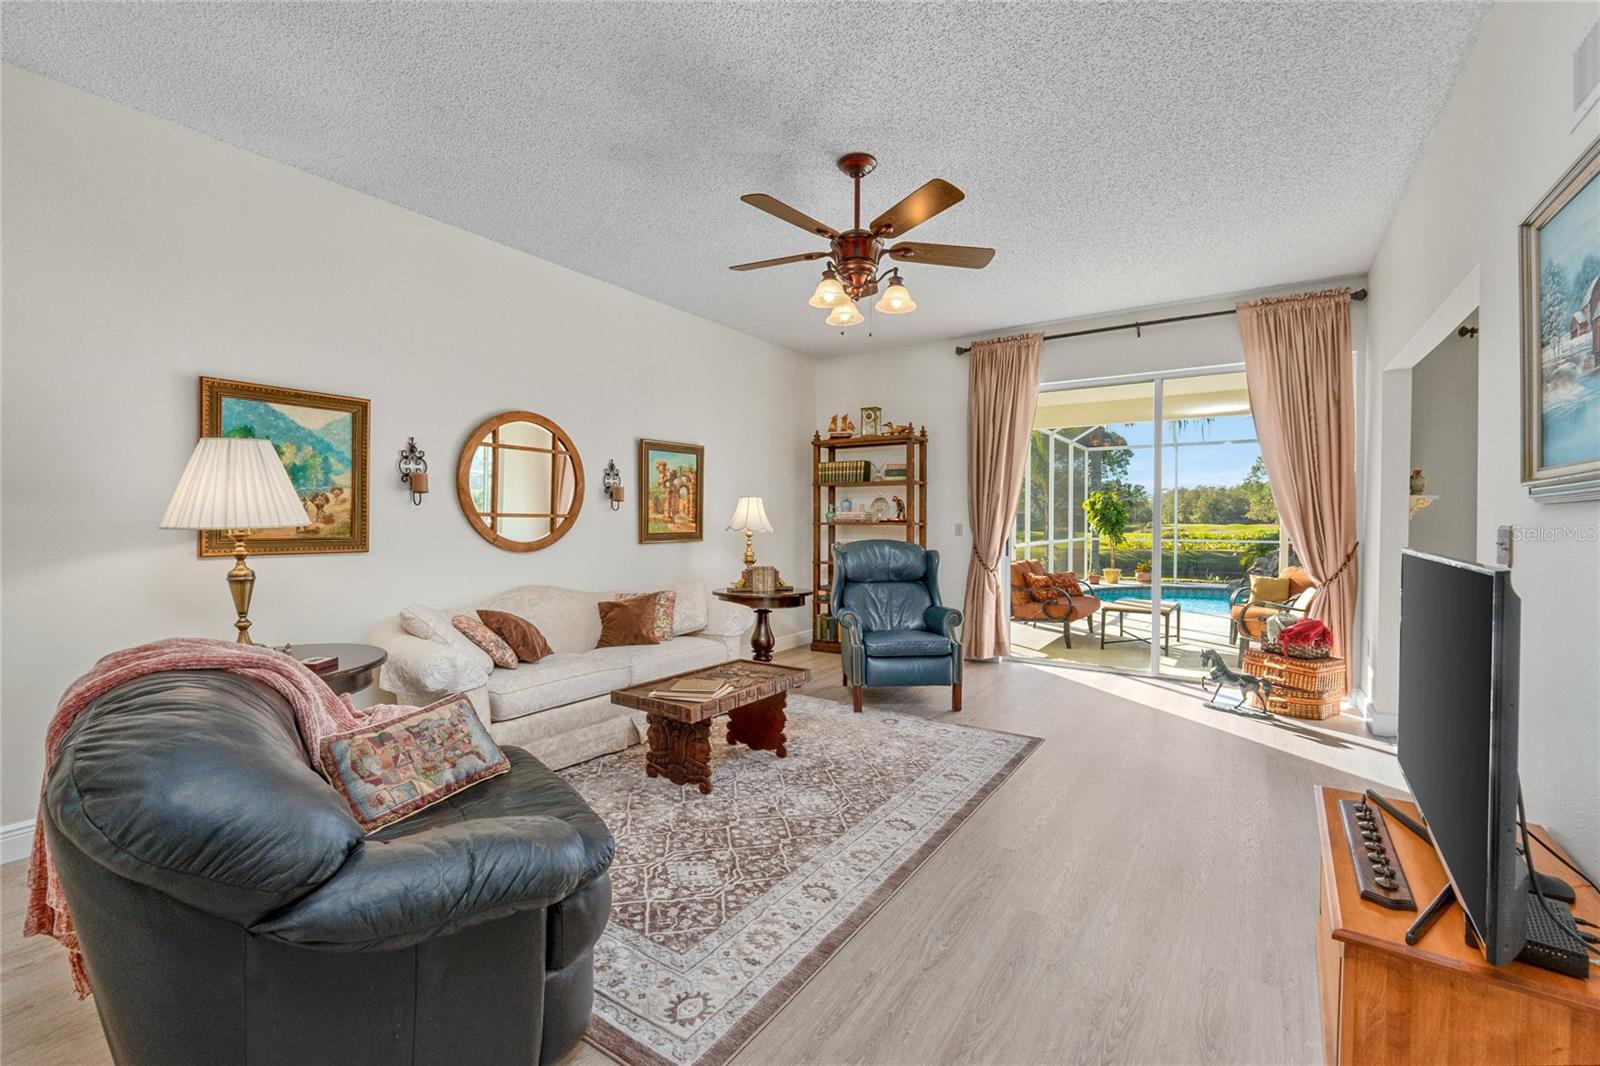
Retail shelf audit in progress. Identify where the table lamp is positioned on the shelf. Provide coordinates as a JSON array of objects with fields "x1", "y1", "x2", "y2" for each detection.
[
  {"x1": 727, "y1": 496, "x2": 780, "y2": 590},
  {"x1": 160, "y1": 437, "x2": 309, "y2": 644}
]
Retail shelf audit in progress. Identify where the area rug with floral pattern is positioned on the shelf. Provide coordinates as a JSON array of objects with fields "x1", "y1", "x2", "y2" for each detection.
[{"x1": 561, "y1": 694, "x2": 1041, "y2": 1066}]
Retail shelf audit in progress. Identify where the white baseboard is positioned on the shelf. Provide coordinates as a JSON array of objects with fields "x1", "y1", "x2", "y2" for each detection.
[
  {"x1": 774, "y1": 630, "x2": 810, "y2": 653},
  {"x1": 1, "y1": 819, "x2": 35, "y2": 865},
  {"x1": 1350, "y1": 687, "x2": 1398, "y2": 738}
]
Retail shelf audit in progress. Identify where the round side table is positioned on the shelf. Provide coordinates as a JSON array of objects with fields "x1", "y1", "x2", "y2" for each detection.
[
  {"x1": 283, "y1": 642, "x2": 388, "y2": 697},
  {"x1": 712, "y1": 588, "x2": 813, "y2": 662}
]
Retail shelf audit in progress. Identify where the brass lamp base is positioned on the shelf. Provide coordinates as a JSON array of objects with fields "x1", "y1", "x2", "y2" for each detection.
[{"x1": 225, "y1": 530, "x2": 257, "y2": 644}]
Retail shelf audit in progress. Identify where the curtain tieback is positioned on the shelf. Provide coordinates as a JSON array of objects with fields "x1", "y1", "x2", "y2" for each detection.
[
  {"x1": 971, "y1": 547, "x2": 999, "y2": 576},
  {"x1": 1323, "y1": 543, "x2": 1359, "y2": 587}
]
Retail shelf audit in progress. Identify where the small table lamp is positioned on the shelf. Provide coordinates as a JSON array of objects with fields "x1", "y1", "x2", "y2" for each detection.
[
  {"x1": 728, "y1": 496, "x2": 773, "y2": 568},
  {"x1": 160, "y1": 437, "x2": 309, "y2": 644}
]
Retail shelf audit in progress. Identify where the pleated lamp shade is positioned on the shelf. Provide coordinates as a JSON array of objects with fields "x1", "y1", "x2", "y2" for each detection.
[
  {"x1": 726, "y1": 496, "x2": 773, "y2": 534},
  {"x1": 160, "y1": 438, "x2": 309, "y2": 531}
]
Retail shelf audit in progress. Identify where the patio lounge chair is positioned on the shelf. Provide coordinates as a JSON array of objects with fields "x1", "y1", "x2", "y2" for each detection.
[
  {"x1": 1010, "y1": 559, "x2": 1101, "y2": 648},
  {"x1": 1228, "y1": 565, "x2": 1318, "y2": 664}
]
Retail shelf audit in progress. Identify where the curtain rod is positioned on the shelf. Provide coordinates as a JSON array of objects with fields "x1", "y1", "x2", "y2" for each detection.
[{"x1": 954, "y1": 288, "x2": 1368, "y2": 356}]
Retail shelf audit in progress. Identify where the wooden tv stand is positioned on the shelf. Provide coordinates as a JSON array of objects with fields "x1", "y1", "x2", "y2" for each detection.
[{"x1": 1315, "y1": 786, "x2": 1600, "y2": 1064}]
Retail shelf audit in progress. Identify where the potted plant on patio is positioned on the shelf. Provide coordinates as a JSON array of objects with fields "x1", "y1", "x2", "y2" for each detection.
[
  {"x1": 1135, "y1": 560, "x2": 1152, "y2": 584},
  {"x1": 1081, "y1": 489, "x2": 1130, "y2": 585}
]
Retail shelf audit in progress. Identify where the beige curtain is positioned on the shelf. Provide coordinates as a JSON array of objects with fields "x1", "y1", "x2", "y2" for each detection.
[
  {"x1": 1237, "y1": 289, "x2": 1358, "y2": 662},
  {"x1": 963, "y1": 333, "x2": 1042, "y2": 659}
]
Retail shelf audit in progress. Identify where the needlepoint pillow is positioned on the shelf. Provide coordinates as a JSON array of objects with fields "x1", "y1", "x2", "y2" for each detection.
[
  {"x1": 452, "y1": 614, "x2": 518, "y2": 669},
  {"x1": 476, "y1": 609, "x2": 552, "y2": 664},
  {"x1": 316, "y1": 694, "x2": 510, "y2": 833}
]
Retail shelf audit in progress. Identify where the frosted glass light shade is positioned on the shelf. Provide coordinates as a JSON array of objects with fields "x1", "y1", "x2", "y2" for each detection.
[
  {"x1": 825, "y1": 299, "x2": 864, "y2": 327},
  {"x1": 808, "y1": 274, "x2": 847, "y2": 309},
  {"x1": 726, "y1": 496, "x2": 774, "y2": 533},
  {"x1": 160, "y1": 437, "x2": 308, "y2": 531},
  {"x1": 875, "y1": 280, "x2": 916, "y2": 314}
]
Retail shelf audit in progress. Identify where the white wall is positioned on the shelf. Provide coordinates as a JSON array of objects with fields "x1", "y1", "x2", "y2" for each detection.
[
  {"x1": 816, "y1": 282, "x2": 1367, "y2": 641},
  {"x1": 1360, "y1": 3, "x2": 1599, "y2": 871},
  {"x1": 1408, "y1": 329, "x2": 1479, "y2": 559},
  {"x1": 0, "y1": 67, "x2": 815, "y2": 828}
]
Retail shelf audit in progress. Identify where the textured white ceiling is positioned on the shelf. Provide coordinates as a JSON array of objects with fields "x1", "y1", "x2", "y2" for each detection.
[{"x1": 1, "y1": 2, "x2": 1486, "y2": 358}]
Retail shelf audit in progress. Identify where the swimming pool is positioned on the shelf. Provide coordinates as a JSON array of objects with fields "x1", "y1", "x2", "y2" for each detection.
[{"x1": 1094, "y1": 584, "x2": 1235, "y2": 617}]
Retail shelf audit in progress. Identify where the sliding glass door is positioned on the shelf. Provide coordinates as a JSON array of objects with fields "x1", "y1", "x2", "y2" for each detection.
[{"x1": 1011, "y1": 369, "x2": 1280, "y2": 679}]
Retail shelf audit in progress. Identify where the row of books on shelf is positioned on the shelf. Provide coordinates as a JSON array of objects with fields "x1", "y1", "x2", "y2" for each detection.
[
  {"x1": 816, "y1": 460, "x2": 911, "y2": 485},
  {"x1": 814, "y1": 610, "x2": 841, "y2": 642}
]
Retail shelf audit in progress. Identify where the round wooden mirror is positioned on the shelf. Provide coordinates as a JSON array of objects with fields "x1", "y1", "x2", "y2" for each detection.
[{"x1": 456, "y1": 411, "x2": 584, "y2": 552}]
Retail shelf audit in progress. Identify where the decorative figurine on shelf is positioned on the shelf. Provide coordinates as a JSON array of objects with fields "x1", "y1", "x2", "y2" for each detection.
[
  {"x1": 1410, "y1": 468, "x2": 1428, "y2": 494},
  {"x1": 841, "y1": 412, "x2": 856, "y2": 436},
  {"x1": 1200, "y1": 649, "x2": 1274, "y2": 718},
  {"x1": 892, "y1": 495, "x2": 905, "y2": 521},
  {"x1": 828, "y1": 413, "x2": 854, "y2": 439},
  {"x1": 828, "y1": 415, "x2": 839, "y2": 435},
  {"x1": 885, "y1": 421, "x2": 915, "y2": 436}
]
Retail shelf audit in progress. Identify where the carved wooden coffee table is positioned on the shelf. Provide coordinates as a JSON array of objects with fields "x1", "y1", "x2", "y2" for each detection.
[{"x1": 612, "y1": 660, "x2": 811, "y2": 794}]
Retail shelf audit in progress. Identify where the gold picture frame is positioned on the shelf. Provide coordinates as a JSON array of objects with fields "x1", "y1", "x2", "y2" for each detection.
[
  {"x1": 638, "y1": 439, "x2": 704, "y2": 543},
  {"x1": 197, "y1": 377, "x2": 370, "y2": 556}
]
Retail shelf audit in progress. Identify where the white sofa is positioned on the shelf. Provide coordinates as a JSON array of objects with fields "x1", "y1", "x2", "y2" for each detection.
[{"x1": 371, "y1": 579, "x2": 751, "y2": 769}]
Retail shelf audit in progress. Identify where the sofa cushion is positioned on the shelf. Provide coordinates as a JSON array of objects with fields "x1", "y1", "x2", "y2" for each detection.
[
  {"x1": 484, "y1": 654, "x2": 633, "y2": 723},
  {"x1": 601, "y1": 637, "x2": 727, "y2": 684},
  {"x1": 479, "y1": 586, "x2": 608, "y2": 654},
  {"x1": 861, "y1": 629, "x2": 955, "y2": 658},
  {"x1": 668, "y1": 580, "x2": 709, "y2": 635},
  {"x1": 400, "y1": 604, "x2": 494, "y2": 673}
]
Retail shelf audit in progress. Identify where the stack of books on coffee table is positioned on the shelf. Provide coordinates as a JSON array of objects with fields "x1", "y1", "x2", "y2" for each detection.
[{"x1": 647, "y1": 676, "x2": 734, "y2": 702}]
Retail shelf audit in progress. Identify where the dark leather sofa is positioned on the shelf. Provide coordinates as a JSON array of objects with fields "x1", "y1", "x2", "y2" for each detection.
[{"x1": 41, "y1": 671, "x2": 614, "y2": 1066}]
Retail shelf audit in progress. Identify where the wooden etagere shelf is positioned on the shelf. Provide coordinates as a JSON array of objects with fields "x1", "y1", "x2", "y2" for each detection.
[{"x1": 811, "y1": 428, "x2": 929, "y2": 651}]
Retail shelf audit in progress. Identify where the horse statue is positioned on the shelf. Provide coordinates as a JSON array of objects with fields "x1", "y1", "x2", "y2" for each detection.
[{"x1": 1199, "y1": 649, "x2": 1274, "y2": 718}]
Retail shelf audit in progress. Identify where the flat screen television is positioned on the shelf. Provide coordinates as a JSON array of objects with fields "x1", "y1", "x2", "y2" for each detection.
[{"x1": 1397, "y1": 548, "x2": 1525, "y2": 966}]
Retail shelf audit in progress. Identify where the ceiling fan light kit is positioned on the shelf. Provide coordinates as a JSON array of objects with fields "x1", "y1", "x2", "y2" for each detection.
[{"x1": 732, "y1": 152, "x2": 994, "y2": 329}]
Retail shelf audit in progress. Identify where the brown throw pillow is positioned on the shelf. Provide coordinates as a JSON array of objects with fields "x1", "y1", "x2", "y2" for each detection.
[
  {"x1": 317, "y1": 694, "x2": 510, "y2": 833},
  {"x1": 597, "y1": 597, "x2": 664, "y2": 647},
  {"x1": 619, "y1": 589, "x2": 675, "y2": 643},
  {"x1": 1022, "y1": 572, "x2": 1061, "y2": 602},
  {"x1": 452, "y1": 614, "x2": 518, "y2": 669},
  {"x1": 477, "y1": 609, "x2": 552, "y2": 663}
]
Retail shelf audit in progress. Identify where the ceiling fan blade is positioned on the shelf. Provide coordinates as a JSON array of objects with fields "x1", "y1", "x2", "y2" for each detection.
[
  {"x1": 728, "y1": 251, "x2": 830, "y2": 272},
  {"x1": 740, "y1": 194, "x2": 838, "y2": 239},
  {"x1": 887, "y1": 241, "x2": 995, "y2": 269},
  {"x1": 870, "y1": 179, "x2": 964, "y2": 238}
]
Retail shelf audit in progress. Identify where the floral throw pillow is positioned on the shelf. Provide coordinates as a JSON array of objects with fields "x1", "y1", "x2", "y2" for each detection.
[
  {"x1": 452, "y1": 614, "x2": 518, "y2": 669},
  {"x1": 1022, "y1": 573, "x2": 1062, "y2": 602},
  {"x1": 1047, "y1": 571, "x2": 1084, "y2": 596},
  {"x1": 317, "y1": 695, "x2": 510, "y2": 833}
]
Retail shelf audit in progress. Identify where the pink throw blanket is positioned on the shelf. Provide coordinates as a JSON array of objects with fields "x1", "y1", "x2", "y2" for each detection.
[{"x1": 25, "y1": 638, "x2": 411, "y2": 998}]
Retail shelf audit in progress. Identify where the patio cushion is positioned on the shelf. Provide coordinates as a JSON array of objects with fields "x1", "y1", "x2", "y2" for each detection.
[
  {"x1": 1232, "y1": 603, "x2": 1281, "y2": 639},
  {"x1": 861, "y1": 630, "x2": 956, "y2": 658}
]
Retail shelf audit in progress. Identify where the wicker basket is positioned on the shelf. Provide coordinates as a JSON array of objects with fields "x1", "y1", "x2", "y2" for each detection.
[
  {"x1": 1249, "y1": 687, "x2": 1341, "y2": 720},
  {"x1": 1243, "y1": 648, "x2": 1347, "y2": 698}
]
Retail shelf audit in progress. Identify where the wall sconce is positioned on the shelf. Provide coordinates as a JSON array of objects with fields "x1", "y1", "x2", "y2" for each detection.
[
  {"x1": 398, "y1": 437, "x2": 429, "y2": 506},
  {"x1": 601, "y1": 459, "x2": 624, "y2": 510}
]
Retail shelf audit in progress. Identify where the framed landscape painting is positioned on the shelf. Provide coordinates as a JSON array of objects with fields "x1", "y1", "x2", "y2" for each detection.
[
  {"x1": 198, "y1": 377, "x2": 370, "y2": 556},
  {"x1": 1520, "y1": 136, "x2": 1600, "y2": 502},
  {"x1": 637, "y1": 439, "x2": 703, "y2": 543}
]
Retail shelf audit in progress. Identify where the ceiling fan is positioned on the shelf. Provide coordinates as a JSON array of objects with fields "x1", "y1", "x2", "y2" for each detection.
[{"x1": 730, "y1": 152, "x2": 995, "y2": 327}]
